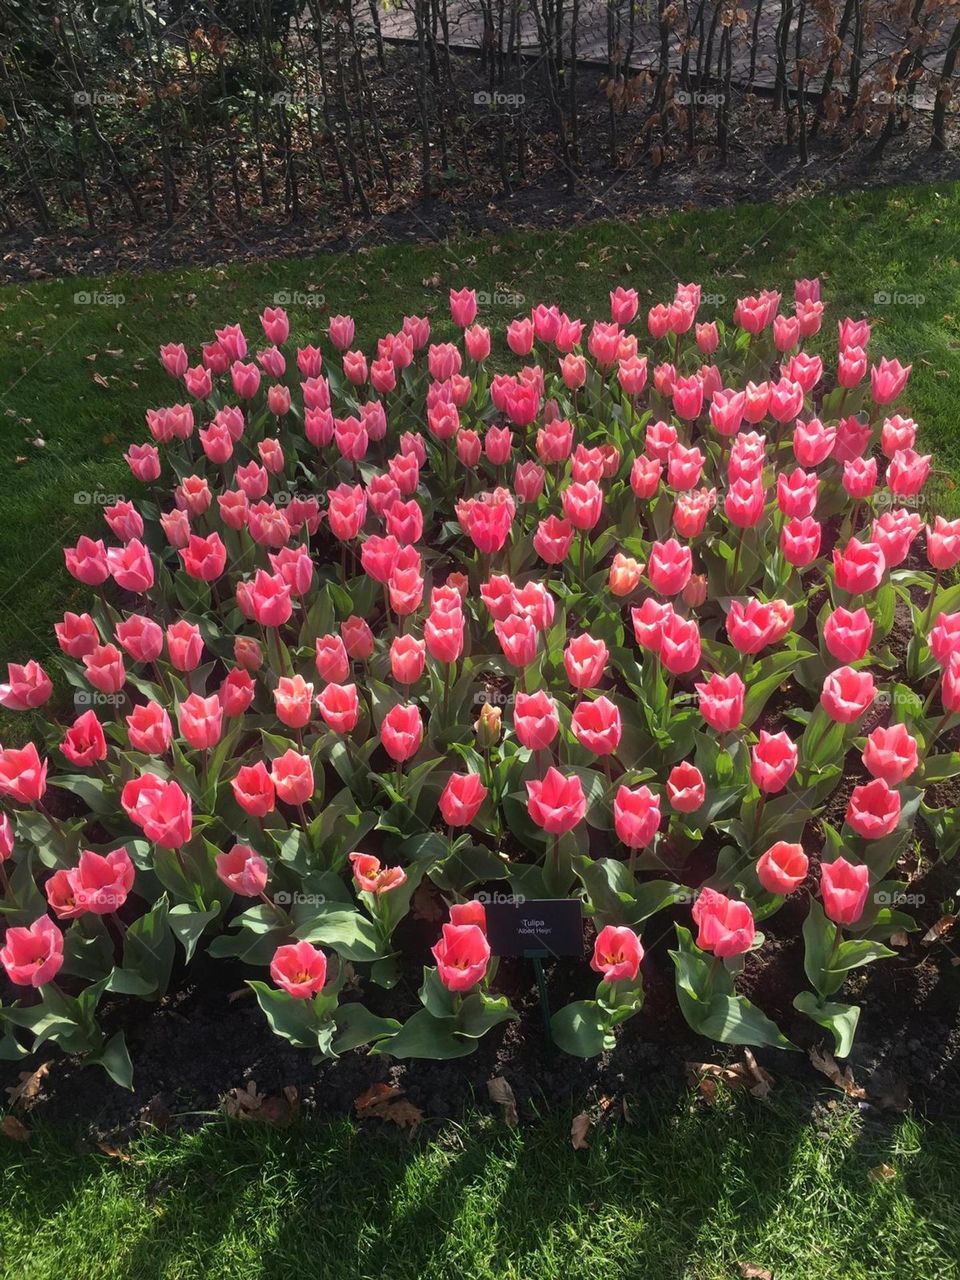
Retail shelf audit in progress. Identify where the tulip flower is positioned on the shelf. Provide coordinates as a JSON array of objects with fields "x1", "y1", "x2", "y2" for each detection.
[
  {"x1": 271, "y1": 941, "x2": 328, "y2": 998},
  {"x1": 526, "y1": 768, "x2": 587, "y2": 835},
  {"x1": 432, "y1": 922, "x2": 490, "y2": 992},
  {"x1": 349, "y1": 852, "x2": 407, "y2": 894},
  {"x1": 439, "y1": 773, "x2": 488, "y2": 827},
  {"x1": 846, "y1": 778, "x2": 901, "y2": 840},
  {"x1": 1, "y1": 916, "x2": 64, "y2": 988},
  {"x1": 591, "y1": 925, "x2": 644, "y2": 983},
  {"x1": 216, "y1": 844, "x2": 269, "y2": 898},
  {"x1": 666, "y1": 762, "x2": 706, "y2": 813},
  {"x1": 756, "y1": 842, "x2": 808, "y2": 895},
  {"x1": 692, "y1": 888, "x2": 755, "y2": 958},
  {"x1": 862, "y1": 723, "x2": 918, "y2": 785},
  {"x1": 820, "y1": 857, "x2": 869, "y2": 926}
]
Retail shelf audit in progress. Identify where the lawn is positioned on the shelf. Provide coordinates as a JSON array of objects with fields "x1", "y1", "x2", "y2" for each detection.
[
  {"x1": 2, "y1": 1090, "x2": 958, "y2": 1280},
  {"x1": 2, "y1": 180, "x2": 960, "y2": 683}
]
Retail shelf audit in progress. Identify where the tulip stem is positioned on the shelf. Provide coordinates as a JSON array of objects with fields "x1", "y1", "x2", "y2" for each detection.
[
  {"x1": 922, "y1": 673, "x2": 943, "y2": 718},
  {"x1": 731, "y1": 528, "x2": 744, "y2": 589},
  {"x1": 752, "y1": 791, "x2": 767, "y2": 848},
  {"x1": 920, "y1": 710, "x2": 952, "y2": 765},
  {"x1": 924, "y1": 569, "x2": 943, "y2": 633}
]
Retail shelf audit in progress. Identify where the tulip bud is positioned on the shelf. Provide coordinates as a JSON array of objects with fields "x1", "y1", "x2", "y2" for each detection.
[
  {"x1": 474, "y1": 701, "x2": 502, "y2": 749},
  {"x1": 681, "y1": 573, "x2": 708, "y2": 608}
]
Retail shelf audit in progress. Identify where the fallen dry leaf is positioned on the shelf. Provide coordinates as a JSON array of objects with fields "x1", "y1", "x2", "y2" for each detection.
[
  {"x1": 570, "y1": 1112, "x2": 591, "y2": 1150},
  {"x1": 221, "y1": 1081, "x2": 298, "y2": 1126},
  {"x1": 687, "y1": 1053, "x2": 775, "y2": 1102},
  {"x1": 97, "y1": 1142, "x2": 135, "y2": 1162},
  {"x1": 869, "y1": 1163, "x2": 897, "y2": 1183},
  {"x1": 354, "y1": 1083, "x2": 423, "y2": 1134},
  {"x1": 738, "y1": 1265, "x2": 773, "y2": 1280},
  {"x1": 5, "y1": 1062, "x2": 50, "y2": 1110},
  {"x1": 1, "y1": 1115, "x2": 30, "y2": 1142},
  {"x1": 922, "y1": 915, "x2": 957, "y2": 945},
  {"x1": 410, "y1": 881, "x2": 445, "y2": 923},
  {"x1": 808, "y1": 1047, "x2": 867, "y2": 1100},
  {"x1": 487, "y1": 1077, "x2": 518, "y2": 1128}
]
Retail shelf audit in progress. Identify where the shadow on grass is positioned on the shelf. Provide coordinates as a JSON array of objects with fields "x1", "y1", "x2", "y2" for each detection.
[{"x1": 5, "y1": 1084, "x2": 959, "y2": 1280}]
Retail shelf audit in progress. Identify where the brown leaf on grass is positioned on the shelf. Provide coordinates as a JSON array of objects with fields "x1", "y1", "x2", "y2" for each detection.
[
  {"x1": 354, "y1": 1084, "x2": 423, "y2": 1134},
  {"x1": 570, "y1": 1112, "x2": 592, "y2": 1150},
  {"x1": 921, "y1": 915, "x2": 957, "y2": 945},
  {"x1": 226, "y1": 986, "x2": 253, "y2": 1003},
  {"x1": 486, "y1": 1077, "x2": 518, "y2": 1128},
  {"x1": 808, "y1": 1047, "x2": 867, "y2": 1099},
  {"x1": 92, "y1": 372, "x2": 110, "y2": 389},
  {"x1": 738, "y1": 1265, "x2": 773, "y2": 1280},
  {"x1": 221, "y1": 1082, "x2": 299, "y2": 1126},
  {"x1": 5, "y1": 1062, "x2": 50, "y2": 1110},
  {"x1": 687, "y1": 1054, "x2": 775, "y2": 1102},
  {"x1": 97, "y1": 1142, "x2": 137, "y2": 1162},
  {"x1": 1, "y1": 1115, "x2": 30, "y2": 1142},
  {"x1": 869, "y1": 1163, "x2": 897, "y2": 1182}
]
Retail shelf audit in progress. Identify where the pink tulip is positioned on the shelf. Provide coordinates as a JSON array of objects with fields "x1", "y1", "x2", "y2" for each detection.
[
  {"x1": 271, "y1": 940, "x2": 327, "y2": 998},
  {"x1": 821, "y1": 857, "x2": 869, "y2": 925},
  {"x1": 591, "y1": 924, "x2": 644, "y2": 983},
  {"x1": 216, "y1": 843, "x2": 269, "y2": 897},
  {"x1": 695, "y1": 671, "x2": 745, "y2": 733},
  {"x1": 666, "y1": 762, "x2": 706, "y2": 813},
  {"x1": 820, "y1": 666, "x2": 876, "y2": 723},
  {"x1": 439, "y1": 773, "x2": 488, "y2": 827},
  {"x1": 692, "y1": 887, "x2": 755, "y2": 957},
  {"x1": 862, "y1": 723, "x2": 918, "y2": 786},
  {"x1": 756, "y1": 842, "x2": 808, "y2": 895},
  {"x1": 750, "y1": 730, "x2": 798, "y2": 794},
  {"x1": 526, "y1": 768, "x2": 586, "y2": 835},
  {"x1": 1, "y1": 916, "x2": 64, "y2": 987},
  {"x1": 121, "y1": 774, "x2": 192, "y2": 848},
  {"x1": 432, "y1": 922, "x2": 490, "y2": 992},
  {"x1": 0, "y1": 660, "x2": 52, "y2": 712},
  {"x1": 846, "y1": 778, "x2": 901, "y2": 839},
  {"x1": 614, "y1": 784, "x2": 661, "y2": 849}
]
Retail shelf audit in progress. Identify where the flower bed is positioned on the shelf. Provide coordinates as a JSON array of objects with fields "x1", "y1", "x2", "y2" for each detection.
[{"x1": 0, "y1": 281, "x2": 957, "y2": 1088}]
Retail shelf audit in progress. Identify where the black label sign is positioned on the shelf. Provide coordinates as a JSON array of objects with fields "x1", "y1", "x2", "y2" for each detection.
[{"x1": 484, "y1": 897, "x2": 584, "y2": 959}]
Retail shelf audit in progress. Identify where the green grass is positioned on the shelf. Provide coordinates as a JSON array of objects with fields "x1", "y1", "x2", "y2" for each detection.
[
  {"x1": 2, "y1": 180, "x2": 960, "y2": 677},
  {"x1": 1, "y1": 1091, "x2": 958, "y2": 1280}
]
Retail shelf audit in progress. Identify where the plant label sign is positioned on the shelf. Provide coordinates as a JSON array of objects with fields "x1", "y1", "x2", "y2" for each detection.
[{"x1": 484, "y1": 898, "x2": 583, "y2": 959}]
